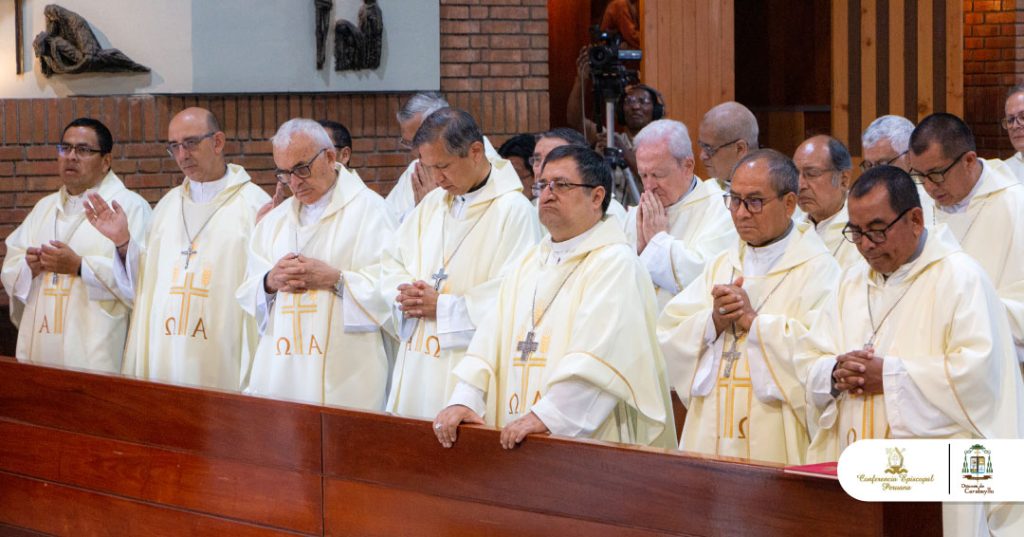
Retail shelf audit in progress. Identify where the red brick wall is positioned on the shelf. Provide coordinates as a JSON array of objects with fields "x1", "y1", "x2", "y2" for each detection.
[
  {"x1": 0, "y1": 0, "x2": 550, "y2": 264},
  {"x1": 963, "y1": 0, "x2": 1023, "y2": 157}
]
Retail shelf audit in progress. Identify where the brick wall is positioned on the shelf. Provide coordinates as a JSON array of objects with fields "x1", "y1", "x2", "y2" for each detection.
[
  {"x1": 963, "y1": 0, "x2": 1023, "y2": 157},
  {"x1": 0, "y1": 0, "x2": 550, "y2": 264}
]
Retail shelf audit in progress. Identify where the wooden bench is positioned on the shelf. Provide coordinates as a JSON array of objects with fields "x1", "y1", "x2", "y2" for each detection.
[{"x1": 0, "y1": 357, "x2": 940, "y2": 536}]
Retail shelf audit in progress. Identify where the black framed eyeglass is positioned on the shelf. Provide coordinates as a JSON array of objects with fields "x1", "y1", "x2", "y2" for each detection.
[
  {"x1": 722, "y1": 193, "x2": 778, "y2": 214},
  {"x1": 858, "y1": 151, "x2": 908, "y2": 172},
  {"x1": 842, "y1": 207, "x2": 915, "y2": 244},
  {"x1": 699, "y1": 138, "x2": 741, "y2": 158},
  {"x1": 908, "y1": 151, "x2": 967, "y2": 185},
  {"x1": 275, "y1": 148, "x2": 327, "y2": 184},
  {"x1": 528, "y1": 154, "x2": 542, "y2": 167},
  {"x1": 166, "y1": 132, "x2": 216, "y2": 157},
  {"x1": 531, "y1": 180, "x2": 596, "y2": 196},
  {"x1": 56, "y1": 143, "x2": 103, "y2": 158}
]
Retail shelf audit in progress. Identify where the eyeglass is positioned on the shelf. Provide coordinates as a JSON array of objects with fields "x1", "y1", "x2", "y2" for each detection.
[
  {"x1": 798, "y1": 167, "x2": 838, "y2": 181},
  {"x1": 1001, "y1": 112, "x2": 1024, "y2": 130},
  {"x1": 722, "y1": 193, "x2": 779, "y2": 214},
  {"x1": 908, "y1": 151, "x2": 966, "y2": 185},
  {"x1": 842, "y1": 207, "x2": 914, "y2": 244},
  {"x1": 275, "y1": 148, "x2": 327, "y2": 184},
  {"x1": 624, "y1": 96, "x2": 652, "y2": 106},
  {"x1": 528, "y1": 154, "x2": 543, "y2": 167},
  {"x1": 699, "y1": 139, "x2": 741, "y2": 158},
  {"x1": 56, "y1": 143, "x2": 103, "y2": 158},
  {"x1": 166, "y1": 132, "x2": 216, "y2": 157},
  {"x1": 532, "y1": 179, "x2": 596, "y2": 196},
  {"x1": 859, "y1": 151, "x2": 908, "y2": 172},
  {"x1": 398, "y1": 137, "x2": 413, "y2": 150}
]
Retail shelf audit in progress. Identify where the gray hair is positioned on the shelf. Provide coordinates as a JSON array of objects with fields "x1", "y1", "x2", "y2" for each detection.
[
  {"x1": 703, "y1": 102, "x2": 759, "y2": 148},
  {"x1": 862, "y1": 115, "x2": 915, "y2": 154},
  {"x1": 1007, "y1": 83, "x2": 1024, "y2": 100},
  {"x1": 412, "y1": 108, "x2": 484, "y2": 158},
  {"x1": 271, "y1": 118, "x2": 333, "y2": 153},
  {"x1": 732, "y1": 149, "x2": 799, "y2": 196},
  {"x1": 396, "y1": 92, "x2": 450, "y2": 124},
  {"x1": 633, "y1": 119, "x2": 694, "y2": 159}
]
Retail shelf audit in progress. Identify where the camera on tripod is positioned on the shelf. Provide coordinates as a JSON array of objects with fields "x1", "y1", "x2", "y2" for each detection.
[{"x1": 588, "y1": 26, "x2": 641, "y2": 102}]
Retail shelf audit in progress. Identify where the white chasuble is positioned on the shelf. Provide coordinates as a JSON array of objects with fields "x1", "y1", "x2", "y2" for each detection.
[
  {"x1": 382, "y1": 157, "x2": 540, "y2": 419},
  {"x1": 453, "y1": 217, "x2": 677, "y2": 447},
  {"x1": 122, "y1": 164, "x2": 270, "y2": 391},
  {"x1": 802, "y1": 226, "x2": 1024, "y2": 537},
  {"x1": 1000, "y1": 151, "x2": 1024, "y2": 183},
  {"x1": 625, "y1": 177, "x2": 736, "y2": 309},
  {"x1": 805, "y1": 203, "x2": 863, "y2": 272},
  {"x1": 657, "y1": 222, "x2": 841, "y2": 464},
  {"x1": 238, "y1": 166, "x2": 395, "y2": 410},
  {"x1": 934, "y1": 159, "x2": 1024, "y2": 365},
  {"x1": 1, "y1": 172, "x2": 151, "y2": 373}
]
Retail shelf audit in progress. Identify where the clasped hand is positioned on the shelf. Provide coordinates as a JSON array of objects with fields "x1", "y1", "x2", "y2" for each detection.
[
  {"x1": 395, "y1": 281, "x2": 439, "y2": 319},
  {"x1": 265, "y1": 254, "x2": 339, "y2": 293},
  {"x1": 711, "y1": 276, "x2": 756, "y2": 335}
]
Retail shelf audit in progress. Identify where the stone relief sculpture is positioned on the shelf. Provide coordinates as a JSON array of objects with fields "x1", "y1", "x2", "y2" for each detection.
[
  {"x1": 315, "y1": 0, "x2": 333, "y2": 70},
  {"x1": 331, "y1": 0, "x2": 383, "y2": 71},
  {"x1": 33, "y1": 4, "x2": 150, "y2": 77}
]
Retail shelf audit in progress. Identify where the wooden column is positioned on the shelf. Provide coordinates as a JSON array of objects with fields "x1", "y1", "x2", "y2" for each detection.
[
  {"x1": 641, "y1": 0, "x2": 734, "y2": 176},
  {"x1": 831, "y1": 0, "x2": 963, "y2": 156}
]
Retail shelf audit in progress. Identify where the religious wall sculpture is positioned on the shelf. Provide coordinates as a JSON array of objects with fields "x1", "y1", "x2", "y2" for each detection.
[
  {"x1": 315, "y1": 0, "x2": 333, "y2": 70},
  {"x1": 331, "y1": 0, "x2": 384, "y2": 71},
  {"x1": 33, "y1": 4, "x2": 150, "y2": 77}
]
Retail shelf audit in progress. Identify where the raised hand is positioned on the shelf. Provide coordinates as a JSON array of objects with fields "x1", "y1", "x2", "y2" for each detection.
[{"x1": 83, "y1": 192, "x2": 130, "y2": 247}]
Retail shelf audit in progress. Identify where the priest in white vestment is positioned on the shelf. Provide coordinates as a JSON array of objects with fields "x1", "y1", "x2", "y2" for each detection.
[
  {"x1": 999, "y1": 85, "x2": 1024, "y2": 181},
  {"x1": 626, "y1": 119, "x2": 735, "y2": 310},
  {"x1": 84, "y1": 108, "x2": 270, "y2": 391},
  {"x1": 657, "y1": 149, "x2": 841, "y2": 465},
  {"x1": 908, "y1": 113, "x2": 1024, "y2": 367},
  {"x1": 697, "y1": 102, "x2": 758, "y2": 191},
  {"x1": 434, "y1": 144, "x2": 676, "y2": 449},
  {"x1": 531, "y1": 128, "x2": 628, "y2": 224},
  {"x1": 861, "y1": 115, "x2": 937, "y2": 225},
  {"x1": 237, "y1": 119, "x2": 395, "y2": 409},
  {"x1": 792, "y1": 135, "x2": 862, "y2": 271},
  {"x1": 3, "y1": 118, "x2": 151, "y2": 373},
  {"x1": 801, "y1": 165, "x2": 1024, "y2": 537},
  {"x1": 382, "y1": 108, "x2": 540, "y2": 419}
]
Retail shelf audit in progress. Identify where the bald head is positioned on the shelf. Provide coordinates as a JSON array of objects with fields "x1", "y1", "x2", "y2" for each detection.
[
  {"x1": 698, "y1": 101, "x2": 759, "y2": 181},
  {"x1": 168, "y1": 107, "x2": 227, "y2": 182}
]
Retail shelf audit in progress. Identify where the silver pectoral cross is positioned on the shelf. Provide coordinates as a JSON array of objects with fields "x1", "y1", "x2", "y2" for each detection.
[
  {"x1": 431, "y1": 266, "x2": 448, "y2": 291},
  {"x1": 51, "y1": 272, "x2": 59, "y2": 285},
  {"x1": 722, "y1": 340, "x2": 742, "y2": 379},
  {"x1": 181, "y1": 243, "x2": 198, "y2": 269},
  {"x1": 516, "y1": 330, "x2": 539, "y2": 362}
]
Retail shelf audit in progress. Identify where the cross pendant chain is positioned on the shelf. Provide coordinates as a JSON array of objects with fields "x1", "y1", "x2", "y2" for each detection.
[
  {"x1": 516, "y1": 330, "x2": 539, "y2": 362},
  {"x1": 722, "y1": 338, "x2": 742, "y2": 378},
  {"x1": 181, "y1": 243, "x2": 198, "y2": 269},
  {"x1": 431, "y1": 266, "x2": 448, "y2": 291}
]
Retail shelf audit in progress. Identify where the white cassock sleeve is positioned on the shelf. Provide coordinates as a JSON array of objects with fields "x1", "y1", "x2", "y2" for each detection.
[
  {"x1": 10, "y1": 263, "x2": 31, "y2": 303},
  {"x1": 79, "y1": 257, "x2": 115, "y2": 302},
  {"x1": 745, "y1": 316, "x2": 787, "y2": 403},
  {"x1": 690, "y1": 316, "x2": 726, "y2": 397},
  {"x1": 111, "y1": 238, "x2": 142, "y2": 304},
  {"x1": 254, "y1": 281, "x2": 277, "y2": 336},
  {"x1": 436, "y1": 294, "x2": 476, "y2": 350},
  {"x1": 639, "y1": 231, "x2": 707, "y2": 295},
  {"x1": 806, "y1": 356, "x2": 838, "y2": 412},
  {"x1": 447, "y1": 380, "x2": 487, "y2": 417},
  {"x1": 529, "y1": 379, "x2": 620, "y2": 437},
  {"x1": 882, "y1": 356, "x2": 960, "y2": 437}
]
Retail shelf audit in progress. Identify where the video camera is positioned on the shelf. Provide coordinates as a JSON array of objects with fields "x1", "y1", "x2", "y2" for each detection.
[{"x1": 588, "y1": 26, "x2": 641, "y2": 102}]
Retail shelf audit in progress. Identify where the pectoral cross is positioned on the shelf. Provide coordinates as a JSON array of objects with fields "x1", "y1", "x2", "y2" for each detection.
[
  {"x1": 431, "y1": 266, "x2": 448, "y2": 291},
  {"x1": 181, "y1": 243, "x2": 198, "y2": 269},
  {"x1": 51, "y1": 272, "x2": 59, "y2": 285},
  {"x1": 722, "y1": 340, "x2": 742, "y2": 379},
  {"x1": 516, "y1": 330, "x2": 538, "y2": 362}
]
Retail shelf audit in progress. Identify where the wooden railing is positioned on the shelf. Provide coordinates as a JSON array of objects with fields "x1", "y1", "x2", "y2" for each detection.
[{"x1": 0, "y1": 357, "x2": 940, "y2": 536}]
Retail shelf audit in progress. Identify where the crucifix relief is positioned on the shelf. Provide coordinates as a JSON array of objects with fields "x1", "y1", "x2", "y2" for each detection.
[
  {"x1": 430, "y1": 266, "x2": 448, "y2": 291},
  {"x1": 181, "y1": 243, "x2": 198, "y2": 269},
  {"x1": 516, "y1": 330, "x2": 538, "y2": 362}
]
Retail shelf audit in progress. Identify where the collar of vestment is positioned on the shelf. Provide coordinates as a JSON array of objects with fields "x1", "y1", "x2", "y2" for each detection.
[
  {"x1": 667, "y1": 175, "x2": 718, "y2": 217},
  {"x1": 58, "y1": 170, "x2": 123, "y2": 215},
  {"x1": 287, "y1": 163, "x2": 367, "y2": 227},
  {"x1": 537, "y1": 215, "x2": 627, "y2": 265},
  {"x1": 439, "y1": 156, "x2": 523, "y2": 209},
  {"x1": 180, "y1": 163, "x2": 251, "y2": 204},
  {"x1": 728, "y1": 220, "x2": 830, "y2": 276},
  {"x1": 939, "y1": 159, "x2": 1018, "y2": 213},
  {"x1": 807, "y1": 201, "x2": 848, "y2": 235},
  {"x1": 867, "y1": 225, "x2": 960, "y2": 288}
]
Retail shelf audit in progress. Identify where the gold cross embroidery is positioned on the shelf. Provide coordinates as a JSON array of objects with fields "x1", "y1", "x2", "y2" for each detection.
[
  {"x1": 280, "y1": 291, "x2": 319, "y2": 355},
  {"x1": 716, "y1": 334, "x2": 752, "y2": 439},
  {"x1": 168, "y1": 272, "x2": 210, "y2": 336},
  {"x1": 42, "y1": 275, "x2": 73, "y2": 334}
]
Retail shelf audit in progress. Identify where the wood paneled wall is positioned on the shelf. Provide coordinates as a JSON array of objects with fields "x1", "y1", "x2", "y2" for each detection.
[
  {"x1": 641, "y1": 0, "x2": 734, "y2": 175},
  {"x1": 832, "y1": 0, "x2": 963, "y2": 155}
]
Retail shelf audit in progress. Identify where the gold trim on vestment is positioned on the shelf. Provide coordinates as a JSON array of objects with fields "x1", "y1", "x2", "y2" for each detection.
[{"x1": 943, "y1": 354, "x2": 984, "y2": 436}]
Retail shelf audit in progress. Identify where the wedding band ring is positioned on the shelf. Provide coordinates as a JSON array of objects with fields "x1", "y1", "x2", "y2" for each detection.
[
  {"x1": 718, "y1": 307, "x2": 727, "y2": 315},
  {"x1": 433, "y1": 423, "x2": 442, "y2": 430}
]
